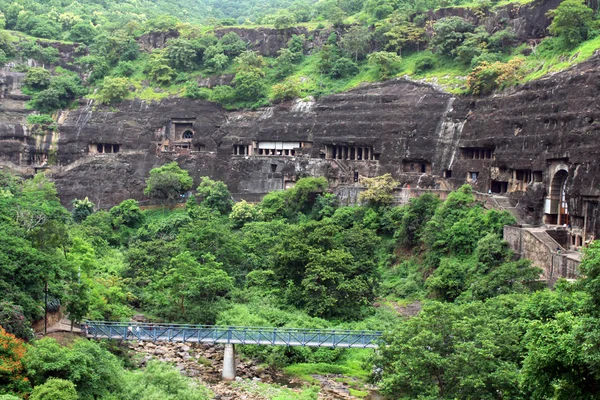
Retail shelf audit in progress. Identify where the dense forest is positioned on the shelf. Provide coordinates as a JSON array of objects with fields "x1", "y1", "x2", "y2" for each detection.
[
  {"x1": 0, "y1": 0, "x2": 598, "y2": 115},
  {"x1": 2, "y1": 164, "x2": 600, "y2": 398}
]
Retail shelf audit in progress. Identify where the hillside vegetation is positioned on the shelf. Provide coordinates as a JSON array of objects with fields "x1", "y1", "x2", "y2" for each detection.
[
  {"x1": 0, "y1": 0, "x2": 598, "y2": 115},
  {"x1": 2, "y1": 168, "x2": 600, "y2": 398}
]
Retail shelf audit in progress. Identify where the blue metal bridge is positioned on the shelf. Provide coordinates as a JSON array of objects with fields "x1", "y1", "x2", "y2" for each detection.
[{"x1": 83, "y1": 321, "x2": 382, "y2": 349}]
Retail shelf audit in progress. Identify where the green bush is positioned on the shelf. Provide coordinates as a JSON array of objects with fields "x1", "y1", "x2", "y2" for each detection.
[
  {"x1": 30, "y1": 378, "x2": 78, "y2": 400},
  {"x1": 23, "y1": 67, "x2": 51, "y2": 91},
  {"x1": 26, "y1": 114, "x2": 54, "y2": 126},
  {"x1": 98, "y1": 77, "x2": 130, "y2": 105},
  {"x1": 413, "y1": 52, "x2": 436, "y2": 73}
]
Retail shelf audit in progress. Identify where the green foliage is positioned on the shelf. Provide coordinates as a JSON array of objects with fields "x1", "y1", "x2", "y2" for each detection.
[
  {"x1": 110, "y1": 199, "x2": 144, "y2": 228},
  {"x1": 367, "y1": 51, "x2": 402, "y2": 79},
  {"x1": 233, "y1": 69, "x2": 266, "y2": 101},
  {"x1": 72, "y1": 197, "x2": 95, "y2": 222},
  {"x1": 384, "y1": 22, "x2": 426, "y2": 56},
  {"x1": 26, "y1": 114, "x2": 54, "y2": 126},
  {"x1": 122, "y1": 361, "x2": 211, "y2": 399},
  {"x1": 24, "y1": 338, "x2": 124, "y2": 400},
  {"x1": 183, "y1": 82, "x2": 211, "y2": 99},
  {"x1": 330, "y1": 57, "x2": 359, "y2": 78},
  {"x1": 196, "y1": 176, "x2": 234, "y2": 214},
  {"x1": 340, "y1": 25, "x2": 371, "y2": 61},
  {"x1": 147, "y1": 51, "x2": 176, "y2": 85},
  {"x1": 467, "y1": 58, "x2": 523, "y2": 95},
  {"x1": 97, "y1": 77, "x2": 130, "y2": 105},
  {"x1": 30, "y1": 378, "x2": 78, "y2": 400},
  {"x1": 113, "y1": 61, "x2": 136, "y2": 77},
  {"x1": 547, "y1": 0, "x2": 594, "y2": 48},
  {"x1": 374, "y1": 301, "x2": 523, "y2": 399},
  {"x1": 359, "y1": 174, "x2": 398, "y2": 206},
  {"x1": 23, "y1": 67, "x2": 51, "y2": 91},
  {"x1": 271, "y1": 78, "x2": 302, "y2": 101},
  {"x1": 144, "y1": 162, "x2": 193, "y2": 206},
  {"x1": 29, "y1": 73, "x2": 86, "y2": 113},
  {"x1": 273, "y1": 9, "x2": 297, "y2": 29},
  {"x1": 151, "y1": 251, "x2": 233, "y2": 322},
  {"x1": 230, "y1": 200, "x2": 261, "y2": 228},
  {"x1": 431, "y1": 17, "x2": 476, "y2": 58}
]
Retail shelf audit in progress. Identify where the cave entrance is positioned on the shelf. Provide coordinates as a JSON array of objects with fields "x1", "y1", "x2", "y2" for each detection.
[
  {"x1": 490, "y1": 180, "x2": 508, "y2": 194},
  {"x1": 545, "y1": 169, "x2": 569, "y2": 225}
]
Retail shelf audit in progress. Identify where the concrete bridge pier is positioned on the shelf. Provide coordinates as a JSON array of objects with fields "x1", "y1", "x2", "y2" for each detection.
[{"x1": 222, "y1": 343, "x2": 236, "y2": 380}]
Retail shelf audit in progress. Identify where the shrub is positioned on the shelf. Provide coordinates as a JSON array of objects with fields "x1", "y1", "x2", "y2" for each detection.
[
  {"x1": 113, "y1": 61, "x2": 135, "y2": 77},
  {"x1": 367, "y1": 51, "x2": 402, "y2": 79},
  {"x1": 467, "y1": 59, "x2": 523, "y2": 95},
  {"x1": 183, "y1": 81, "x2": 211, "y2": 99},
  {"x1": 30, "y1": 378, "x2": 78, "y2": 400},
  {"x1": 72, "y1": 197, "x2": 95, "y2": 223},
  {"x1": 26, "y1": 114, "x2": 54, "y2": 126},
  {"x1": 271, "y1": 79, "x2": 301, "y2": 102},
  {"x1": 210, "y1": 85, "x2": 236, "y2": 104},
  {"x1": 0, "y1": 326, "x2": 31, "y2": 395},
  {"x1": 413, "y1": 52, "x2": 436, "y2": 74},
  {"x1": 23, "y1": 67, "x2": 51, "y2": 91},
  {"x1": 330, "y1": 57, "x2": 359, "y2": 78},
  {"x1": 97, "y1": 77, "x2": 130, "y2": 105}
]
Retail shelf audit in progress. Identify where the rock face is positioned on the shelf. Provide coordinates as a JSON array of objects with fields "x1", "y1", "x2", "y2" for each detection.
[
  {"x1": 1, "y1": 50, "x2": 600, "y2": 243},
  {"x1": 430, "y1": 0, "x2": 562, "y2": 41}
]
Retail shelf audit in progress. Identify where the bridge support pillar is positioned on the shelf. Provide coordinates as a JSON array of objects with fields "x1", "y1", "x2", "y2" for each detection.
[{"x1": 222, "y1": 344, "x2": 236, "y2": 380}]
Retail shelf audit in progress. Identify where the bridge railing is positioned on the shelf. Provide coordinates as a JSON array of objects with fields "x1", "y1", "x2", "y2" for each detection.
[{"x1": 82, "y1": 321, "x2": 382, "y2": 348}]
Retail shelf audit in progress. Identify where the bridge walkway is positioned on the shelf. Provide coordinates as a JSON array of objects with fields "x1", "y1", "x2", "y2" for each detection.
[{"x1": 83, "y1": 321, "x2": 382, "y2": 349}]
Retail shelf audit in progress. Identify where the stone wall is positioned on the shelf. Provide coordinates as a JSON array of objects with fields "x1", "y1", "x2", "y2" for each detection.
[{"x1": 504, "y1": 225, "x2": 580, "y2": 283}]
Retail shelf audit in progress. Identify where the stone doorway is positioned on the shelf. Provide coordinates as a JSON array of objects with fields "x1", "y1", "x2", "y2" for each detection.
[{"x1": 545, "y1": 169, "x2": 569, "y2": 225}]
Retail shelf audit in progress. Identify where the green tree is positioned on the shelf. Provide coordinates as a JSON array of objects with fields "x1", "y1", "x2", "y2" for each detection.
[
  {"x1": 340, "y1": 25, "x2": 371, "y2": 61},
  {"x1": 30, "y1": 378, "x2": 78, "y2": 400},
  {"x1": 97, "y1": 77, "x2": 130, "y2": 105},
  {"x1": 547, "y1": 0, "x2": 594, "y2": 48},
  {"x1": 374, "y1": 301, "x2": 522, "y2": 399},
  {"x1": 152, "y1": 252, "x2": 233, "y2": 321},
  {"x1": 359, "y1": 174, "x2": 398, "y2": 206},
  {"x1": 271, "y1": 78, "x2": 302, "y2": 101},
  {"x1": 72, "y1": 197, "x2": 95, "y2": 222},
  {"x1": 330, "y1": 57, "x2": 359, "y2": 78},
  {"x1": 166, "y1": 38, "x2": 200, "y2": 70},
  {"x1": 273, "y1": 9, "x2": 296, "y2": 29},
  {"x1": 367, "y1": 51, "x2": 402, "y2": 79},
  {"x1": 109, "y1": 199, "x2": 144, "y2": 228},
  {"x1": 233, "y1": 69, "x2": 266, "y2": 101},
  {"x1": 274, "y1": 48, "x2": 296, "y2": 78},
  {"x1": 123, "y1": 361, "x2": 211, "y2": 399},
  {"x1": 23, "y1": 67, "x2": 51, "y2": 91},
  {"x1": 385, "y1": 23, "x2": 426, "y2": 55},
  {"x1": 68, "y1": 22, "x2": 96, "y2": 44},
  {"x1": 147, "y1": 50, "x2": 175, "y2": 85},
  {"x1": 144, "y1": 162, "x2": 193, "y2": 206},
  {"x1": 24, "y1": 338, "x2": 124, "y2": 400},
  {"x1": 431, "y1": 17, "x2": 475, "y2": 57},
  {"x1": 302, "y1": 248, "x2": 376, "y2": 318},
  {"x1": 196, "y1": 176, "x2": 233, "y2": 214},
  {"x1": 230, "y1": 200, "x2": 260, "y2": 228}
]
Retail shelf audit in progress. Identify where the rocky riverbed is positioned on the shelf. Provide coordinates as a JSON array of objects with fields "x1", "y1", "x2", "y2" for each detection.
[{"x1": 127, "y1": 341, "x2": 379, "y2": 399}]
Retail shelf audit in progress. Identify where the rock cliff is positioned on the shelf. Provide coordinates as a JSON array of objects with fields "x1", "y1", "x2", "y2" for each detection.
[{"x1": 1, "y1": 47, "x2": 599, "y2": 245}]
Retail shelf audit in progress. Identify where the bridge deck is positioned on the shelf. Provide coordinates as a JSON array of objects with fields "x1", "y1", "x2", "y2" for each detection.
[{"x1": 83, "y1": 321, "x2": 381, "y2": 348}]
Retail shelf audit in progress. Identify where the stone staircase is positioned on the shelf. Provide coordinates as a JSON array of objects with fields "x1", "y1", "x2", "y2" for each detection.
[
  {"x1": 528, "y1": 228, "x2": 566, "y2": 252},
  {"x1": 488, "y1": 194, "x2": 524, "y2": 225}
]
